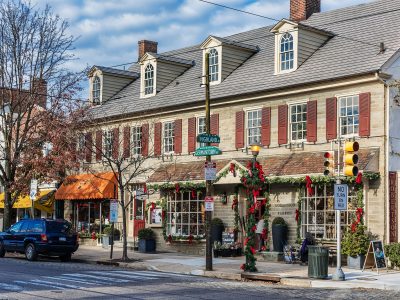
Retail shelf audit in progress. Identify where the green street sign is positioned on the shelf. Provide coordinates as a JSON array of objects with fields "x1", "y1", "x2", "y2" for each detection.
[
  {"x1": 194, "y1": 146, "x2": 222, "y2": 156},
  {"x1": 197, "y1": 133, "x2": 220, "y2": 144}
]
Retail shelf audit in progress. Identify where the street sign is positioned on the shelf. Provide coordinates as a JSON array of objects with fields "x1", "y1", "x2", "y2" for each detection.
[
  {"x1": 30, "y1": 179, "x2": 38, "y2": 200},
  {"x1": 204, "y1": 161, "x2": 217, "y2": 181},
  {"x1": 204, "y1": 196, "x2": 214, "y2": 211},
  {"x1": 135, "y1": 188, "x2": 147, "y2": 201},
  {"x1": 334, "y1": 184, "x2": 348, "y2": 210},
  {"x1": 194, "y1": 146, "x2": 222, "y2": 156},
  {"x1": 197, "y1": 133, "x2": 220, "y2": 144},
  {"x1": 110, "y1": 200, "x2": 119, "y2": 223}
]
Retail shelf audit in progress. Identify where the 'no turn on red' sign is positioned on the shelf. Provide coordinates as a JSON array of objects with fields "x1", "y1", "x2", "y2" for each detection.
[{"x1": 204, "y1": 196, "x2": 214, "y2": 211}]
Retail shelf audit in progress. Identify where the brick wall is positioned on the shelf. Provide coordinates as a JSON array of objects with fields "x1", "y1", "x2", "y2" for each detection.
[{"x1": 290, "y1": 0, "x2": 321, "y2": 22}]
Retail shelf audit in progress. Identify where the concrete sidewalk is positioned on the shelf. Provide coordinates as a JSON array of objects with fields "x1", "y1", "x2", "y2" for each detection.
[{"x1": 73, "y1": 245, "x2": 400, "y2": 291}]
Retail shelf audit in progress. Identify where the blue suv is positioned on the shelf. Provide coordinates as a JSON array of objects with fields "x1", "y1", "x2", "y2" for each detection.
[{"x1": 0, "y1": 219, "x2": 79, "y2": 261}]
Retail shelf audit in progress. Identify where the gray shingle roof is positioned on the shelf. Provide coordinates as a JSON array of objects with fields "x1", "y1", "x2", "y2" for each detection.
[
  {"x1": 93, "y1": 66, "x2": 139, "y2": 78},
  {"x1": 91, "y1": 0, "x2": 400, "y2": 120},
  {"x1": 146, "y1": 53, "x2": 194, "y2": 66},
  {"x1": 209, "y1": 35, "x2": 259, "y2": 52}
]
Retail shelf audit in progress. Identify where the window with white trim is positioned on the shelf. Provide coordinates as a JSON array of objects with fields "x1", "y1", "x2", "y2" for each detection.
[
  {"x1": 339, "y1": 95, "x2": 359, "y2": 136},
  {"x1": 197, "y1": 116, "x2": 206, "y2": 147},
  {"x1": 144, "y1": 64, "x2": 154, "y2": 95},
  {"x1": 92, "y1": 76, "x2": 101, "y2": 105},
  {"x1": 103, "y1": 130, "x2": 113, "y2": 158},
  {"x1": 167, "y1": 191, "x2": 205, "y2": 237},
  {"x1": 163, "y1": 121, "x2": 174, "y2": 153},
  {"x1": 209, "y1": 48, "x2": 219, "y2": 82},
  {"x1": 131, "y1": 126, "x2": 142, "y2": 155},
  {"x1": 246, "y1": 109, "x2": 261, "y2": 145},
  {"x1": 77, "y1": 134, "x2": 85, "y2": 158},
  {"x1": 290, "y1": 103, "x2": 307, "y2": 141},
  {"x1": 280, "y1": 33, "x2": 294, "y2": 71}
]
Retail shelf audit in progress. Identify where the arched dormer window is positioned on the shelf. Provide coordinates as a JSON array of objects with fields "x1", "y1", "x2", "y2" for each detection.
[
  {"x1": 280, "y1": 33, "x2": 294, "y2": 71},
  {"x1": 144, "y1": 64, "x2": 154, "y2": 95},
  {"x1": 208, "y1": 48, "x2": 219, "y2": 82},
  {"x1": 92, "y1": 76, "x2": 101, "y2": 105}
]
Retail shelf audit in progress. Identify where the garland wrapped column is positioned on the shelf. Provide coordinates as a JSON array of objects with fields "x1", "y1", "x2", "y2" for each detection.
[{"x1": 240, "y1": 161, "x2": 265, "y2": 272}]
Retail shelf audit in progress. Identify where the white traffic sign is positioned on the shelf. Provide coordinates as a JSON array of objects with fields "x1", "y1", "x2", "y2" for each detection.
[
  {"x1": 30, "y1": 179, "x2": 38, "y2": 200},
  {"x1": 204, "y1": 161, "x2": 217, "y2": 181},
  {"x1": 204, "y1": 196, "x2": 214, "y2": 211},
  {"x1": 334, "y1": 184, "x2": 348, "y2": 210},
  {"x1": 110, "y1": 200, "x2": 119, "y2": 223}
]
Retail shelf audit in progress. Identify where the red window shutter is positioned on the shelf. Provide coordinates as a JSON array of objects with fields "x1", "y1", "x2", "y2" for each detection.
[
  {"x1": 210, "y1": 114, "x2": 219, "y2": 146},
  {"x1": 85, "y1": 133, "x2": 93, "y2": 163},
  {"x1": 154, "y1": 122, "x2": 162, "y2": 156},
  {"x1": 95, "y1": 131, "x2": 102, "y2": 161},
  {"x1": 261, "y1": 107, "x2": 271, "y2": 147},
  {"x1": 174, "y1": 119, "x2": 182, "y2": 154},
  {"x1": 307, "y1": 100, "x2": 318, "y2": 142},
  {"x1": 235, "y1": 111, "x2": 245, "y2": 149},
  {"x1": 359, "y1": 92, "x2": 371, "y2": 137},
  {"x1": 188, "y1": 117, "x2": 196, "y2": 153},
  {"x1": 112, "y1": 128, "x2": 119, "y2": 159},
  {"x1": 326, "y1": 97, "x2": 337, "y2": 140},
  {"x1": 123, "y1": 127, "x2": 130, "y2": 159},
  {"x1": 141, "y1": 123, "x2": 149, "y2": 157},
  {"x1": 278, "y1": 105, "x2": 288, "y2": 145}
]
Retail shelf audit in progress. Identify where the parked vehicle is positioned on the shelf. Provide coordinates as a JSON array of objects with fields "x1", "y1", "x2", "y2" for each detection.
[{"x1": 0, "y1": 218, "x2": 79, "y2": 262}]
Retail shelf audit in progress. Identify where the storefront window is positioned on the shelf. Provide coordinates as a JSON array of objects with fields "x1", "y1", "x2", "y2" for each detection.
[
  {"x1": 167, "y1": 191, "x2": 205, "y2": 237},
  {"x1": 301, "y1": 186, "x2": 357, "y2": 240}
]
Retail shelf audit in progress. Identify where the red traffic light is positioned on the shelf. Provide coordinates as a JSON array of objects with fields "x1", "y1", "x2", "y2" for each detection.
[{"x1": 324, "y1": 152, "x2": 331, "y2": 158}]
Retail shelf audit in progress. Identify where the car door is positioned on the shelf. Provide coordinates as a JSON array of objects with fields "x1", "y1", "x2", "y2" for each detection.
[
  {"x1": 2, "y1": 222, "x2": 23, "y2": 251},
  {"x1": 14, "y1": 221, "x2": 30, "y2": 251}
]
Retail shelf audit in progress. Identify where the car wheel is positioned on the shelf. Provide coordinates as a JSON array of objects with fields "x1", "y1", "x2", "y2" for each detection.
[
  {"x1": 0, "y1": 242, "x2": 5, "y2": 258},
  {"x1": 60, "y1": 253, "x2": 72, "y2": 262},
  {"x1": 25, "y1": 243, "x2": 38, "y2": 261}
]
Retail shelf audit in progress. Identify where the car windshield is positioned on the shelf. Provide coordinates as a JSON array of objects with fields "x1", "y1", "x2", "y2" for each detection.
[{"x1": 46, "y1": 220, "x2": 72, "y2": 234}]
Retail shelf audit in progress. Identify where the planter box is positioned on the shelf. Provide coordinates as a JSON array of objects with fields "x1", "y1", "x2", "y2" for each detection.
[
  {"x1": 213, "y1": 248, "x2": 242, "y2": 258},
  {"x1": 138, "y1": 239, "x2": 156, "y2": 253},
  {"x1": 347, "y1": 255, "x2": 366, "y2": 270}
]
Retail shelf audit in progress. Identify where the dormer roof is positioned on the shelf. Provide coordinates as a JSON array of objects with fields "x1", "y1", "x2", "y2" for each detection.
[
  {"x1": 88, "y1": 65, "x2": 139, "y2": 79},
  {"x1": 270, "y1": 18, "x2": 333, "y2": 36},
  {"x1": 139, "y1": 52, "x2": 194, "y2": 67},
  {"x1": 200, "y1": 35, "x2": 259, "y2": 52}
]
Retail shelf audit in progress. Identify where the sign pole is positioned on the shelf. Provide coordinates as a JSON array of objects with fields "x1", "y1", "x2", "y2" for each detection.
[
  {"x1": 204, "y1": 52, "x2": 212, "y2": 271},
  {"x1": 333, "y1": 178, "x2": 346, "y2": 281}
]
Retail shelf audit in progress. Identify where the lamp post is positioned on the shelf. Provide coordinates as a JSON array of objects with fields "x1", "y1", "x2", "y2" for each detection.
[{"x1": 250, "y1": 143, "x2": 261, "y2": 168}]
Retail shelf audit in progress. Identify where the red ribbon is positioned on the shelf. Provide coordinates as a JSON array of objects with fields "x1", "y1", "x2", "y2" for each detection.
[
  {"x1": 150, "y1": 202, "x2": 156, "y2": 211},
  {"x1": 229, "y1": 163, "x2": 237, "y2": 177},
  {"x1": 188, "y1": 234, "x2": 194, "y2": 244},
  {"x1": 250, "y1": 246, "x2": 256, "y2": 255},
  {"x1": 251, "y1": 225, "x2": 257, "y2": 232},
  {"x1": 175, "y1": 183, "x2": 180, "y2": 193},
  {"x1": 191, "y1": 189, "x2": 196, "y2": 199},
  {"x1": 143, "y1": 184, "x2": 147, "y2": 194},
  {"x1": 356, "y1": 172, "x2": 363, "y2": 184},
  {"x1": 295, "y1": 209, "x2": 299, "y2": 222},
  {"x1": 252, "y1": 190, "x2": 260, "y2": 202},
  {"x1": 305, "y1": 176, "x2": 313, "y2": 196}
]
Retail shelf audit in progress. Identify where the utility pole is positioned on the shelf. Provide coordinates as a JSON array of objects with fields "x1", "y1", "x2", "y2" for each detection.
[{"x1": 204, "y1": 52, "x2": 212, "y2": 271}]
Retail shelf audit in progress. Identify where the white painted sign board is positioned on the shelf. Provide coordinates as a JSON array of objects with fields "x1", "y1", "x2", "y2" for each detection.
[
  {"x1": 204, "y1": 196, "x2": 214, "y2": 212},
  {"x1": 110, "y1": 200, "x2": 119, "y2": 223},
  {"x1": 30, "y1": 179, "x2": 38, "y2": 200},
  {"x1": 204, "y1": 162, "x2": 217, "y2": 181},
  {"x1": 334, "y1": 184, "x2": 348, "y2": 211}
]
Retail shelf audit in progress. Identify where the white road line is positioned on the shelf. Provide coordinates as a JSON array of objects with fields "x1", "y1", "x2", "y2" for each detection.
[
  {"x1": 44, "y1": 276, "x2": 102, "y2": 286},
  {"x1": 14, "y1": 280, "x2": 65, "y2": 290},
  {"x1": 61, "y1": 273, "x2": 130, "y2": 283},
  {"x1": 87, "y1": 271, "x2": 157, "y2": 280},
  {"x1": 111, "y1": 270, "x2": 188, "y2": 278},
  {"x1": 0, "y1": 282, "x2": 22, "y2": 291},
  {"x1": 31, "y1": 279, "x2": 80, "y2": 289}
]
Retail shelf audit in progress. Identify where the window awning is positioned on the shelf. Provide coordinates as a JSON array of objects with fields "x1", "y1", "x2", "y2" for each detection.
[
  {"x1": 55, "y1": 172, "x2": 118, "y2": 201},
  {"x1": 0, "y1": 189, "x2": 55, "y2": 213}
]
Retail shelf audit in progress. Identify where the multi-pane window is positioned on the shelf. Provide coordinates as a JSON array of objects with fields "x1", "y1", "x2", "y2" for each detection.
[
  {"x1": 280, "y1": 33, "x2": 294, "y2": 71},
  {"x1": 131, "y1": 126, "x2": 142, "y2": 155},
  {"x1": 209, "y1": 49, "x2": 219, "y2": 82},
  {"x1": 339, "y1": 95, "x2": 359, "y2": 136},
  {"x1": 103, "y1": 130, "x2": 113, "y2": 158},
  {"x1": 92, "y1": 76, "x2": 100, "y2": 104},
  {"x1": 197, "y1": 117, "x2": 206, "y2": 147},
  {"x1": 290, "y1": 103, "x2": 307, "y2": 141},
  {"x1": 167, "y1": 191, "x2": 205, "y2": 237},
  {"x1": 144, "y1": 64, "x2": 154, "y2": 95},
  {"x1": 247, "y1": 109, "x2": 261, "y2": 145},
  {"x1": 163, "y1": 121, "x2": 174, "y2": 153}
]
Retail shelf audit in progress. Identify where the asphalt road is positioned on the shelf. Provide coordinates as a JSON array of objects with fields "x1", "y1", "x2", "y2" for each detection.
[{"x1": 1, "y1": 256, "x2": 400, "y2": 300}]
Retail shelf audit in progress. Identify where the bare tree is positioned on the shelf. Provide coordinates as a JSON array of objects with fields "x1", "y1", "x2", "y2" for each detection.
[{"x1": 0, "y1": 0, "x2": 84, "y2": 230}]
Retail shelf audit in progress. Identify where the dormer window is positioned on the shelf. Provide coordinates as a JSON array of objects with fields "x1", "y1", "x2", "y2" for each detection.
[
  {"x1": 92, "y1": 76, "x2": 101, "y2": 105},
  {"x1": 209, "y1": 48, "x2": 219, "y2": 82},
  {"x1": 144, "y1": 64, "x2": 154, "y2": 95},
  {"x1": 280, "y1": 33, "x2": 294, "y2": 71}
]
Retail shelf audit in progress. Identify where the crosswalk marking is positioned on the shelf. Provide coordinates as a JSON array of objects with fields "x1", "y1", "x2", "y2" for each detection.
[
  {"x1": 87, "y1": 271, "x2": 157, "y2": 280},
  {"x1": 112, "y1": 270, "x2": 189, "y2": 278},
  {"x1": 31, "y1": 279, "x2": 80, "y2": 289},
  {"x1": 61, "y1": 273, "x2": 131, "y2": 283},
  {"x1": 0, "y1": 282, "x2": 22, "y2": 291},
  {"x1": 47, "y1": 276, "x2": 103, "y2": 285},
  {"x1": 14, "y1": 280, "x2": 65, "y2": 290}
]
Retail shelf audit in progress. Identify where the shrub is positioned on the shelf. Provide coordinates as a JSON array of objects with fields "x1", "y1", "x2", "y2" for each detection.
[
  {"x1": 384, "y1": 243, "x2": 400, "y2": 268},
  {"x1": 103, "y1": 227, "x2": 121, "y2": 236},
  {"x1": 211, "y1": 218, "x2": 225, "y2": 228},
  {"x1": 138, "y1": 228, "x2": 155, "y2": 240},
  {"x1": 272, "y1": 217, "x2": 287, "y2": 226},
  {"x1": 341, "y1": 225, "x2": 370, "y2": 257}
]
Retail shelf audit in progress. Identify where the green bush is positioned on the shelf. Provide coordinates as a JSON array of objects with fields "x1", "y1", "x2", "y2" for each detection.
[
  {"x1": 272, "y1": 217, "x2": 287, "y2": 226},
  {"x1": 138, "y1": 228, "x2": 155, "y2": 240},
  {"x1": 103, "y1": 227, "x2": 121, "y2": 236},
  {"x1": 384, "y1": 243, "x2": 400, "y2": 268},
  {"x1": 341, "y1": 225, "x2": 370, "y2": 257}
]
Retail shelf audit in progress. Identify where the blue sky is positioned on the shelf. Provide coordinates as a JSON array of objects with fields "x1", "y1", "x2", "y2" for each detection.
[{"x1": 32, "y1": 0, "x2": 374, "y2": 73}]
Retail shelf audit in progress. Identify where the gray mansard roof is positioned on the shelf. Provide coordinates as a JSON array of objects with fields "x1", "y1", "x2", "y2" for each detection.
[{"x1": 91, "y1": 0, "x2": 400, "y2": 120}]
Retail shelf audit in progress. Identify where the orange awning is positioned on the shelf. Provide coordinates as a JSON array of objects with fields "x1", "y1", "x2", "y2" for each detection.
[{"x1": 55, "y1": 172, "x2": 118, "y2": 201}]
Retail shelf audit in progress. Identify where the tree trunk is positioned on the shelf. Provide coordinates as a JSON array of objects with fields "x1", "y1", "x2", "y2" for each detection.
[
  {"x1": 3, "y1": 189, "x2": 12, "y2": 230},
  {"x1": 120, "y1": 187, "x2": 128, "y2": 261}
]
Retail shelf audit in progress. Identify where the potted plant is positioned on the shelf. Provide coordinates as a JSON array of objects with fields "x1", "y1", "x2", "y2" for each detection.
[
  {"x1": 211, "y1": 218, "x2": 225, "y2": 244},
  {"x1": 138, "y1": 228, "x2": 156, "y2": 253},
  {"x1": 213, "y1": 241, "x2": 222, "y2": 258},
  {"x1": 341, "y1": 225, "x2": 370, "y2": 269},
  {"x1": 272, "y1": 217, "x2": 288, "y2": 252},
  {"x1": 102, "y1": 227, "x2": 121, "y2": 245}
]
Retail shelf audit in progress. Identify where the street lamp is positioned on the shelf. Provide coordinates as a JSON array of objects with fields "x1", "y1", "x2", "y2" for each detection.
[{"x1": 250, "y1": 143, "x2": 262, "y2": 168}]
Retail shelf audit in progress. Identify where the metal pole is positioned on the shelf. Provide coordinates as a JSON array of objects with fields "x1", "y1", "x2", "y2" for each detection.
[
  {"x1": 205, "y1": 52, "x2": 213, "y2": 271},
  {"x1": 88, "y1": 202, "x2": 91, "y2": 233}
]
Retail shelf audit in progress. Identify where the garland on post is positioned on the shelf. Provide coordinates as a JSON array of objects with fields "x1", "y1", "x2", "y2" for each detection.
[
  {"x1": 231, "y1": 195, "x2": 240, "y2": 236},
  {"x1": 261, "y1": 193, "x2": 271, "y2": 251}
]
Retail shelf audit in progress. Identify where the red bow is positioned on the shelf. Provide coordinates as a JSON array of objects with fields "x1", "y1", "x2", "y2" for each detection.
[
  {"x1": 356, "y1": 172, "x2": 363, "y2": 184},
  {"x1": 250, "y1": 246, "x2": 256, "y2": 255},
  {"x1": 305, "y1": 176, "x2": 313, "y2": 196},
  {"x1": 229, "y1": 163, "x2": 237, "y2": 177},
  {"x1": 143, "y1": 184, "x2": 147, "y2": 194},
  {"x1": 252, "y1": 190, "x2": 260, "y2": 202},
  {"x1": 150, "y1": 202, "x2": 156, "y2": 211},
  {"x1": 175, "y1": 183, "x2": 180, "y2": 193},
  {"x1": 248, "y1": 205, "x2": 255, "y2": 214},
  {"x1": 191, "y1": 189, "x2": 196, "y2": 199},
  {"x1": 251, "y1": 225, "x2": 257, "y2": 232},
  {"x1": 295, "y1": 209, "x2": 299, "y2": 222}
]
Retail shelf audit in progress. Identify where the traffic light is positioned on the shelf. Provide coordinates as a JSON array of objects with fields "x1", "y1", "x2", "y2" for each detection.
[
  {"x1": 343, "y1": 141, "x2": 359, "y2": 176},
  {"x1": 323, "y1": 151, "x2": 335, "y2": 176}
]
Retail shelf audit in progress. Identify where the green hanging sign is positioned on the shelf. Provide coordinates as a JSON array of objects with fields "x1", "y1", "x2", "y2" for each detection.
[
  {"x1": 197, "y1": 134, "x2": 220, "y2": 144},
  {"x1": 194, "y1": 146, "x2": 222, "y2": 156}
]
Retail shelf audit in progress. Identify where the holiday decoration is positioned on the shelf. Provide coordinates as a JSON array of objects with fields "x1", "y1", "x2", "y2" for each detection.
[{"x1": 229, "y1": 162, "x2": 237, "y2": 177}]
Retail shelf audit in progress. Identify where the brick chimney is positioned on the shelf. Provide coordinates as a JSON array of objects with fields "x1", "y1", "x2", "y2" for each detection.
[
  {"x1": 138, "y1": 40, "x2": 158, "y2": 61},
  {"x1": 290, "y1": 0, "x2": 321, "y2": 22},
  {"x1": 32, "y1": 78, "x2": 47, "y2": 108}
]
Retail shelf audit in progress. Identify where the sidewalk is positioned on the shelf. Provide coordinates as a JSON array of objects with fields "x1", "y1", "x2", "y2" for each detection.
[{"x1": 74, "y1": 245, "x2": 400, "y2": 291}]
